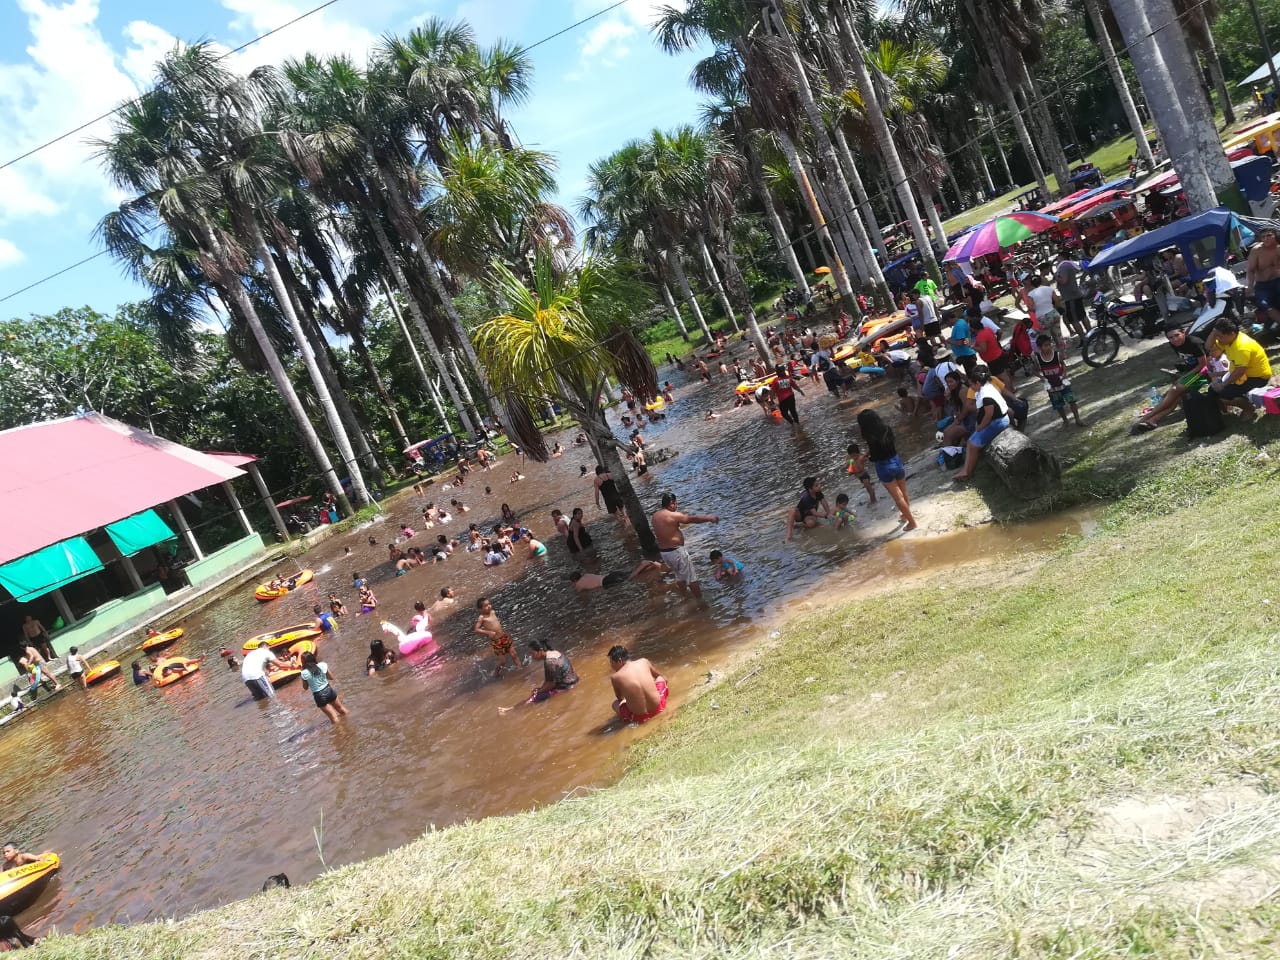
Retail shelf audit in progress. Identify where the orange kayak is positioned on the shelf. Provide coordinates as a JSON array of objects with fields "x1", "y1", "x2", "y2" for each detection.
[
  {"x1": 153, "y1": 657, "x2": 201, "y2": 687},
  {"x1": 243, "y1": 624, "x2": 322, "y2": 653},
  {"x1": 254, "y1": 569, "x2": 314, "y2": 602},
  {"x1": 83, "y1": 661, "x2": 122, "y2": 686},
  {"x1": 267, "y1": 668, "x2": 302, "y2": 688},
  {"x1": 139, "y1": 627, "x2": 183, "y2": 652},
  {"x1": 287, "y1": 639, "x2": 317, "y2": 658},
  {"x1": 0, "y1": 853, "x2": 59, "y2": 915}
]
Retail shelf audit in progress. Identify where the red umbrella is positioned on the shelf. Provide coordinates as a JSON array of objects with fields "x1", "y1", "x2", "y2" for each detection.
[{"x1": 275, "y1": 496, "x2": 311, "y2": 509}]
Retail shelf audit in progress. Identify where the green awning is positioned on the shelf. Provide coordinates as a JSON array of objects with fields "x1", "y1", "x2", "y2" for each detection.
[
  {"x1": 105, "y1": 509, "x2": 176, "y2": 556},
  {"x1": 0, "y1": 538, "x2": 105, "y2": 602}
]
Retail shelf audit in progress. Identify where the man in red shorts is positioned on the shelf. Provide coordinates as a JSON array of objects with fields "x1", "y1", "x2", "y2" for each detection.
[{"x1": 609, "y1": 645, "x2": 668, "y2": 723}]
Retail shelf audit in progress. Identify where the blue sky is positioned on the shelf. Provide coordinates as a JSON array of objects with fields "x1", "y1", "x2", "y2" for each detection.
[{"x1": 0, "y1": 0, "x2": 708, "y2": 321}]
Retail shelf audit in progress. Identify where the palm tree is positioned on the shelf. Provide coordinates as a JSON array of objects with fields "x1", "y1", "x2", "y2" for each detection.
[
  {"x1": 93, "y1": 46, "x2": 359, "y2": 514},
  {"x1": 276, "y1": 53, "x2": 478, "y2": 435},
  {"x1": 474, "y1": 251, "x2": 660, "y2": 552},
  {"x1": 1081, "y1": 0, "x2": 1155, "y2": 168},
  {"x1": 842, "y1": 39, "x2": 952, "y2": 264}
]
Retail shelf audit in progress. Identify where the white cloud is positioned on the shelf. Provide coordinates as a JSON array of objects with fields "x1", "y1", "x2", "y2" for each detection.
[
  {"x1": 0, "y1": 238, "x2": 25, "y2": 269},
  {"x1": 217, "y1": 0, "x2": 381, "y2": 69},
  {"x1": 579, "y1": 19, "x2": 635, "y2": 66}
]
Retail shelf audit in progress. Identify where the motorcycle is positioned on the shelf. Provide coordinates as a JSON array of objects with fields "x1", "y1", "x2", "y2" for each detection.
[{"x1": 1081, "y1": 291, "x2": 1187, "y2": 367}]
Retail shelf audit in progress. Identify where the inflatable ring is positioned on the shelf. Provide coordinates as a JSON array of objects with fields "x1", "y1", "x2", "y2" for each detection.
[
  {"x1": 139, "y1": 627, "x2": 183, "y2": 652},
  {"x1": 0, "y1": 853, "x2": 59, "y2": 915},
  {"x1": 243, "y1": 624, "x2": 322, "y2": 653},
  {"x1": 153, "y1": 657, "x2": 201, "y2": 687},
  {"x1": 644, "y1": 397, "x2": 666, "y2": 412},
  {"x1": 83, "y1": 660, "x2": 122, "y2": 686},
  {"x1": 381, "y1": 620, "x2": 434, "y2": 656},
  {"x1": 734, "y1": 374, "x2": 779, "y2": 396},
  {"x1": 254, "y1": 569, "x2": 314, "y2": 602}
]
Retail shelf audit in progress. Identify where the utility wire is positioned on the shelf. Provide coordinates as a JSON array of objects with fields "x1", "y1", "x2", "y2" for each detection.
[{"x1": 0, "y1": 0, "x2": 345, "y2": 174}]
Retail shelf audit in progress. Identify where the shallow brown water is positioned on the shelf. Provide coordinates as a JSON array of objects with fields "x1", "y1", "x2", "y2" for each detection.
[{"x1": 1, "y1": 367, "x2": 1097, "y2": 934}]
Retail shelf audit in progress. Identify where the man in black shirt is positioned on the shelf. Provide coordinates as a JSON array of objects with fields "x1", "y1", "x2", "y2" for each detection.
[{"x1": 1132, "y1": 326, "x2": 1211, "y2": 432}]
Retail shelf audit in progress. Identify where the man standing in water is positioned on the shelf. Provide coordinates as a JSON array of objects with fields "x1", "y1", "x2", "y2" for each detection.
[
  {"x1": 653, "y1": 492, "x2": 719, "y2": 599},
  {"x1": 609, "y1": 645, "x2": 668, "y2": 724}
]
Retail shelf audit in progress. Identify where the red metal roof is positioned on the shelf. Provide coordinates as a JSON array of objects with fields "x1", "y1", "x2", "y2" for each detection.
[{"x1": 0, "y1": 413, "x2": 247, "y2": 565}]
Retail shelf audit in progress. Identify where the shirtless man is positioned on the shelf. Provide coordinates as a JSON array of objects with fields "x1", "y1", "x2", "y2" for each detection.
[
  {"x1": 550, "y1": 509, "x2": 570, "y2": 539},
  {"x1": 430, "y1": 587, "x2": 457, "y2": 617},
  {"x1": 570, "y1": 560, "x2": 666, "y2": 592},
  {"x1": 21, "y1": 615, "x2": 54, "y2": 660},
  {"x1": 608, "y1": 646, "x2": 669, "y2": 724},
  {"x1": 474, "y1": 597, "x2": 521, "y2": 678},
  {"x1": 1247, "y1": 228, "x2": 1280, "y2": 328},
  {"x1": 652, "y1": 492, "x2": 719, "y2": 599},
  {"x1": 1, "y1": 843, "x2": 51, "y2": 871}
]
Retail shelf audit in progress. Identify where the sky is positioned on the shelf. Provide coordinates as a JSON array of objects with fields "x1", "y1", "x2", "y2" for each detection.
[{"x1": 0, "y1": 0, "x2": 709, "y2": 321}]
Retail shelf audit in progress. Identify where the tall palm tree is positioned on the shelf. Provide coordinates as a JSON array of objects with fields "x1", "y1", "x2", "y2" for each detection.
[
  {"x1": 475, "y1": 251, "x2": 660, "y2": 552},
  {"x1": 276, "y1": 53, "x2": 478, "y2": 435},
  {"x1": 1081, "y1": 0, "x2": 1155, "y2": 168},
  {"x1": 93, "y1": 46, "x2": 358, "y2": 514}
]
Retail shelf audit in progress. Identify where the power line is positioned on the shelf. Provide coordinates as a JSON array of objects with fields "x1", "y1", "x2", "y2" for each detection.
[
  {"x1": 0, "y1": 0, "x2": 345, "y2": 174},
  {"x1": 0, "y1": 0, "x2": 634, "y2": 306}
]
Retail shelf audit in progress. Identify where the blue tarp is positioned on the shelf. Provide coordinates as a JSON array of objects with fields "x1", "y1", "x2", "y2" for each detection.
[
  {"x1": 0, "y1": 537, "x2": 104, "y2": 602},
  {"x1": 1085, "y1": 208, "x2": 1252, "y2": 280}
]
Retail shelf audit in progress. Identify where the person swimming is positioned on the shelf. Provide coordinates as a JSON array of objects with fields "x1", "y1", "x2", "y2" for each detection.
[
  {"x1": 708, "y1": 549, "x2": 744, "y2": 580},
  {"x1": 570, "y1": 560, "x2": 665, "y2": 591},
  {"x1": 366, "y1": 638, "x2": 398, "y2": 676}
]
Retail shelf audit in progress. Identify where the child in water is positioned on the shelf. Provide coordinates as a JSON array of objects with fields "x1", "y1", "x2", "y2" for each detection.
[
  {"x1": 475, "y1": 597, "x2": 522, "y2": 678},
  {"x1": 845, "y1": 443, "x2": 878, "y2": 505},
  {"x1": 358, "y1": 584, "x2": 378, "y2": 614},
  {"x1": 329, "y1": 594, "x2": 347, "y2": 617},
  {"x1": 708, "y1": 549, "x2": 744, "y2": 580},
  {"x1": 833, "y1": 493, "x2": 856, "y2": 529}
]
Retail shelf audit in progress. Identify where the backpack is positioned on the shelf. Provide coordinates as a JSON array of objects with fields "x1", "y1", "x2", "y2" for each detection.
[{"x1": 1181, "y1": 389, "x2": 1223, "y2": 438}]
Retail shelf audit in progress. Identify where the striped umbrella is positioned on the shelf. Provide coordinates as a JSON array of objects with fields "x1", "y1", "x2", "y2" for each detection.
[{"x1": 943, "y1": 211, "x2": 1060, "y2": 262}]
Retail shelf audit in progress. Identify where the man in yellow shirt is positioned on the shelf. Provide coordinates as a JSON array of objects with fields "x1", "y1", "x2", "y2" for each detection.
[{"x1": 1209, "y1": 317, "x2": 1273, "y2": 418}]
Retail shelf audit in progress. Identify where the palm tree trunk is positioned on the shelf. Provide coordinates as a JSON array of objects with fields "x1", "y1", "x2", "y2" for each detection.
[
  {"x1": 370, "y1": 159, "x2": 493, "y2": 431},
  {"x1": 381, "y1": 275, "x2": 449, "y2": 430},
  {"x1": 986, "y1": 106, "x2": 1015, "y2": 188},
  {"x1": 747, "y1": 141, "x2": 809, "y2": 296},
  {"x1": 667, "y1": 249, "x2": 713, "y2": 341},
  {"x1": 798, "y1": 227, "x2": 817, "y2": 272},
  {"x1": 1110, "y1": 0, "x2": 1236, "y2": 212},
  {"x1": 829, "y1": 4, "x2": 940, "y2": 284},
  {"x1": 831, "y1": 124, "x2": 887, "y2": 262},
  {"x1": 1146, "y1": 0, "x2": 1243, "y2": 210},
  {"x1": 1017, "y1": 59, "x2": 1072, "y2": 191},
  {"x1": 369, "y1": 217, "x2": 475, "y2": 434},
  {"x1": 775, "y1": 129, "x2": 857, "y2": 311},
  {"x1": 658, "y1": 280, "x2": 689, "y2": 340},
  {"x1": 580, "y1": 405, "x2": 657, "y2": 554},
  {"x1": 695, "y1": 233, "x2": 739, "y2": 331},
  {"x1": 712, "y1": 223, "x2": 771, "y2": 357},
  {"x1": 445, "y1": 348, "x2": 480, "y2": 429},
  {"x1": 200, "y1": 225, "x2": 352, "y2": 516},
  {"x1": 916, "y1": 181, "x2": 949, "y2": 255},
  {"x1": 1082, "y1": 0, "x2": 1155, "y2": 167},
  {"x1": 249, "y1": 220, "x2": 371, "y2": 506},
  {"x1": 766, "y1": 8, "x2": 878, "y2": 307},
  {"x1": 349, "y1": 326, "x2": 410, "y2": 450},
  {"x1": 1200, "y1": 28, "x2": 1236, "y2": 124},
  {"x1": 970, "y1": 140, "x2": 995, "y2": 195}
]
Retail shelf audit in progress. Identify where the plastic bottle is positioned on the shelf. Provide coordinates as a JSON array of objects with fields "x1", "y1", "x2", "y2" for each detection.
[{"x1": 1149, "y1": 386, "x2": 1163, "y2": 406}]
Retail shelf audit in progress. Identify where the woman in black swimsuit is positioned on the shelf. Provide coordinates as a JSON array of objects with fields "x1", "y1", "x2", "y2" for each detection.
[{"x1": 566, "y1": 507, "x2": 593, "y2": 554}]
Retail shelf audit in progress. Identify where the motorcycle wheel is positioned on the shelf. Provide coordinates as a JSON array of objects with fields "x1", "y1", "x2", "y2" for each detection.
[{"x1": 1082, "y1": 328, "x2": 1121, "y2": 367}]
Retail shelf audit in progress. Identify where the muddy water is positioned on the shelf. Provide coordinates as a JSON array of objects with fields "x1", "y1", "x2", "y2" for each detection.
[{"x1": 2, "y1": 368, "x2": 1097, "y2": 934}]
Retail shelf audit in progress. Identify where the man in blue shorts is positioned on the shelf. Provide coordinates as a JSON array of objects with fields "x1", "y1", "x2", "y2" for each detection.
[{"x1": 1246, "y1": 228, "x2": 1280, "y2": 330}]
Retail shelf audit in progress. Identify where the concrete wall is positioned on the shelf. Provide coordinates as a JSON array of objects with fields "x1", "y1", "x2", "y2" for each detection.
[
  {"x1": 183, "y1": 533, "x2": 265, "y2": 589},
  {"x1": 0, "y1": 584, "x2": 168, "y2": 687}
]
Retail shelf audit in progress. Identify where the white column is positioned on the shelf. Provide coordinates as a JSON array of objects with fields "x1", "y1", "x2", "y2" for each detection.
[
  {"x1": 222, "y1": 481, "x2": 255, "y2": 538},
  {"x1": 167, "y1": 499, "x2": 204, "y2": 561},
  {"x1": 121, "y1": 555, "x2": 144, "y2": 592},
  {"x1": 246, "y1": 464, "x2": 290, "y2": 542},
  {"x1": 51, "y1": 589, "x2": 76, "y2": 625}
]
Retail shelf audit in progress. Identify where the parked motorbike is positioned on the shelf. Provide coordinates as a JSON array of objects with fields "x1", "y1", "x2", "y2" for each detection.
[{"x1": 1081, "y1": 291, "x2": 1189, "y2": 367}]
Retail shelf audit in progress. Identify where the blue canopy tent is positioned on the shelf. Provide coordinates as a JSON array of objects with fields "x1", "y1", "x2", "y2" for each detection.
[{"x1": 1085, "y1": 208, "x2": 1252, "y2": 281}]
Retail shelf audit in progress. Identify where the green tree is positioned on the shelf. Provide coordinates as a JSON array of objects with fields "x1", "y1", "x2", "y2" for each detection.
[{"x1": 474, "y1": 251, "x2": 660, "y2": 552}]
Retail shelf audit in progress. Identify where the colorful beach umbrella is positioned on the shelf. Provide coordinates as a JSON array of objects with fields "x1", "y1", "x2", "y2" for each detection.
[
  {"x1": 943, "y1": 212, "x2": 1059, "y2": 262},
  {"x1": 814, "y1": 265, "x2": 832, "y2": 275}
]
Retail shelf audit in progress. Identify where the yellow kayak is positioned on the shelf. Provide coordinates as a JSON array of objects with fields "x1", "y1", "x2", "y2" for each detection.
[{"x1": 0, "y1": 853, "x2": 59, "y2": 915}]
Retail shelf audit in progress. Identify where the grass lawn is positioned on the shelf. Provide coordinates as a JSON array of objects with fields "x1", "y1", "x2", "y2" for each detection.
[
  {"x1": 943, "y1": 133, "x2": 1142, "y2": 234},
  {"x1": 42, "y1": 351, "x2": 1280, "y2": 957}
]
